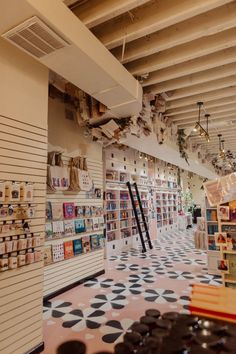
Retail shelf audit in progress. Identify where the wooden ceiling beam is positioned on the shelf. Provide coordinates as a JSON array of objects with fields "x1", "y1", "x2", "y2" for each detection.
[
  {"x1": 169, "y1": 103, "x2": 236, "y2": 122},
  {"x1": 174, "y1": 111, "x2": 236, "y2": 126},
  {"x1": 166, "y1": 96, "x2": 236, "y2": 116},
  {"x1": 72, "y1": 0, "x2": 150, "y2": 28},
  {"x1": 143, "y1": 46, "x2": 236, "y2": 87},
  {"x1": 191, "y1": 130, "x2": 236, "y2": 141},
  {"x1": 166, "y1": 86, "x2": 236, "y2": 110},
  {"x1": 166, "y1": 75, "x2": 236, "y2": 101},
  {"x1": 111, "y1": 2, "x2": 236, "y2": 63},
  {"x1": 125, "y1": 27, "x2": 236, "y2": 76},
  {"x1": 145, "y1": 62, "x2": 236, "y2": 94},
  {"x1": 178, "y1": 115, "x2": 236, "y2": 129},
  {"x1": 92, "y1": 0, "x2": 233, "y2": 49}
]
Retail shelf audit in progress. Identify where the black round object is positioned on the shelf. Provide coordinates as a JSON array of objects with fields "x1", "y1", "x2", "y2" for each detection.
[
  {"x1": 130, "y1": 322, "x2": 149, "y2": 336},
  {"x1": 140, "y1": 315, "x2": 157, "y2": 330},
  {"x1": 57, "y1": 340, "x2": 86, "y2": 354},
  {"x1": 162, "y1": 312, "x2": 179, "y2": 322},
  {"x1": 155, "y1": 319, "x2": 172, "y2": 330},
  {"x1": 123, "y1": 332, "x2": 142, "y2": 346},
  {"x1": 160, "y1": 337, "x2": 187, "y2": 354},
  {"x1": 188, "y1": 346, "x2": 213, "y2": 354},
  {"x1": 145, "y1": 309, "x2": 161, "y2": 319},
  {"x1": 114, "y1": 342, "x2": 134, "y2": 354},
  {"x1": 152, "y1": 327, "x2": 170, "y2": 339},
  {"x1": 177, "y1": 315, "x2": 199, "y2": 327},
  {"x1": 213, "y1": 325, "x2": 233, "y2": 338},
  {"x1": 144, "y1": 336, "x2": 161, "y2": 349}
]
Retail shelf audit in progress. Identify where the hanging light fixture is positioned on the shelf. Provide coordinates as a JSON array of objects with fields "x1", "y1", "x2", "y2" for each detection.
[
  {"x1": 218, "y1": 134, "x2": 225, "y2": 158},
  {"x1": 193, "y1": 101, "x2": 203, "y2": 132},
  {"x1": 205, "y1": 113, "x2": 210, "y2": 142}
]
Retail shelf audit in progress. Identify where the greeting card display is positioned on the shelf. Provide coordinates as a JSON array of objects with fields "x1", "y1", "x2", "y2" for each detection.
[
  {"x1": 45, "y1": 222, "x2": 53, "y2": 240},
  {"x1": 44, "y1": 246, "x2": 52, "y2": 265},
  {"x1": 46, "y1": 202, "x2": 53, "y2": 220},
  {"x1": 52, "y1": 221, "x2": 64, "y2": 238},
  {"x1": 85, "y1": 218, "x2": 93, "y2": 232},
  {"x1": 64, "y1": 240, "x2": 74, "y2": 259},
  {"x1": 90, "y1": 234, "x2": 100, "y2": 250},
  {"x1": 217, "y1": 259, "x2": 229, "y2": 274},
  {"x1": 219, "y1": 206, "x2": 230, "y2": 221},
  {"x1": 84, "y1": 206, "x2": 91, "y2": 218},
  {"x1": 92, "y1": 217, "x2": 99, "y2": 231},
  {"x1": 64, "y1": 220, "x2": 75, "y2": 236},
  {"x1": 51, "y1": 203, "x2": 63, "y2": 220},
  {"x1": 76, "y1": 205, "x2": 84, "y2": 218},
  {"x1": 63, "y1": 202, "x2": 75, "y2": 219},
  {"x1": 214, "y1": 232, "x2": 227, "y2": 246},
  {"x1": 82, "y1": 236, "x2": 91, "y2": 253},
  {"x1": 75, "y1": 219, "x2": 86, "y2": 233},
  {"x1": 52, "y1": 242, "x2": 64, "y2": 262},
  {"x1": 73, "y1": 239, "x2": 83, "y2": 255}
]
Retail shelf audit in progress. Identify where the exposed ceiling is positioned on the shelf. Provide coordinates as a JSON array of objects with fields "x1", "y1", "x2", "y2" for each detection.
[{"x1": 67, "y1": 0, "x2": 236, "y2": 156}]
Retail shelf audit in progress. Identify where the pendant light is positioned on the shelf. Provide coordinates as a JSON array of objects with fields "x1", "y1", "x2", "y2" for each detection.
[
  {"x1": 205, "y1": 113, "x2": 210, "y2": 142},
  {"x1": 193, "y1": 101, "x2": 203, "y2": 132}
]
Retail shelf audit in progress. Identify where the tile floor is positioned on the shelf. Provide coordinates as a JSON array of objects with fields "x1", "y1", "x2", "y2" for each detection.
[{"x1": 42, "y1": 229, "x2": 222, "y2": 354}]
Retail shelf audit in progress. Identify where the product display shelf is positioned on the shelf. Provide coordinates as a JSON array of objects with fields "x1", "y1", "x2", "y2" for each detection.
[
  {"x1": 155, "y1": 188, "x2": 178, "y2": 233},
  {"x1": 105, "y1": 176, "x2": 150, "y2": 255},
  {"x1": 205, "y1": 196, "x2": 220, "y2": 275},
  {"x1": 217, "y1": 200, "x2": 236, "y2": 288}
]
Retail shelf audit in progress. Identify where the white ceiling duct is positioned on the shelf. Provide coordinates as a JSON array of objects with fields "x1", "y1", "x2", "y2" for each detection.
[{"x1": 0, "y1": 0, "x2": 142, "y2": 118}]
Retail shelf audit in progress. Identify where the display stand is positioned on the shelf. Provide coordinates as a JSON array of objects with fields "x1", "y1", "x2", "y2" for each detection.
[
  {"x1": 43, "y1": 152, "x2": 105, "y2": 298},
  {"x1": 217, "y1": 201, "x2": 236, "y2": 288},
  {"x1": 205, "y1": 197, "x2": 220, "y2": 274},
  {"x1": 104, "y1": 146, "x2": 179, "y2": 256}
]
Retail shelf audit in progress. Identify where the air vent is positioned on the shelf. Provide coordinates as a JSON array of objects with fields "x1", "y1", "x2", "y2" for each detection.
[{"x1": 2, "y1": 16, "x2": 70, "y2": 58}]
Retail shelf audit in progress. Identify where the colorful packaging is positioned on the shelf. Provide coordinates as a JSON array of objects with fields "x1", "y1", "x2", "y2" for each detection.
[
  {"x1": 63, "y1": 202, "x2": 75, "y2": 219},
  {"x1": 74, "y1": 219, "x2": 86, "y2": 233},
  {"x1": 64, "y1": 240, "x2": 74, "y2": 259},
  {"x1": 51, "y1": 203, "x2": 63, "y2": 220},
  {"x1": 82, "y1": 236, "x2": 91, "y2": 253},
  {"x1": 64, "y1": 220, "x2": 75, "y2": 237},
  {"x1": 46, "y1": 201, "x2": 53, "y2": 220},
  {"x1": 73, "y1": 239, "x2": 83, "y2": 255},
  {"x1": 0, "y1": 256, "x2": 8, "y2": 271},
  {"x1": 44, "y1": 246, "x2": 52, "y2": 265},
  {"x1": 90, "y1": 234, "x2": 100, "y2": 250},
  {"x1": 52, "y1": 221, "x2": 64, "y2": 239}
]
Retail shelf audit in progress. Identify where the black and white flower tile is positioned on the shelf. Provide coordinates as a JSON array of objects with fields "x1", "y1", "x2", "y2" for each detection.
[
  {"x1": 115, "y1": 263, "x2": 140, "y2": 272},
  {"x1": 62, "y1": 308, "x2": 107, "y2": 332},
  {"x1": 196, "y1": 274, "x2": 222, "y2": 286},
  {"x1": 152, "y1": 258, "x2": 174, "y2": 268},
  {"x1": 90, "y1": 294, "x2": 129, "y2": 311},
  {"x1": 100, "y1": 319, "x2": 134, "y2": 344},
  {"x1": 142, "y1": 288, "x2": 178, "y2": 304},
  {"x1": 128, "y1": 273, "x2": 155, "y2": 284},
  {"x1": 43, "y1": 300, "x2": 73, "y2": 320},
  {"x1": 111, "y1": 282, "x2": 144, "y2": 296},
  {"x1": 84, "y1": 278, "x2": 114, "y2": 289},
  {"x1": 182, "y1": 258, "x2": 206, "y2": 266},
  {"x1": 166, "y1": 270, "x2": 195, "y2": 280}
]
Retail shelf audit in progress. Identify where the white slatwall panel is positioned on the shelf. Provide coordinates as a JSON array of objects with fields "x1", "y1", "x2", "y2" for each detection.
[
  {"x1": 44, "y1": 154, "x2": 105, "y2": 297},
  {"x1": 0, "y1": 115, "x2": 47, "y2": 354}
]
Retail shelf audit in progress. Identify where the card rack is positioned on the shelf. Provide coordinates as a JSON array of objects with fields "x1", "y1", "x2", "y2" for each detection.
[{"x1": 0, "y1": 181, "x2": 42, "y2": 272}]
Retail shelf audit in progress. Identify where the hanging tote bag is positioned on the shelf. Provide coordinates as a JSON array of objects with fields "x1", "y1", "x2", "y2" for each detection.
[
  {"x1": 47, "y1": 152, "x2": 70, "y2": 192},
  {"x1": 68, "y1": 157, "x2": 81, "y2": 192},
  {"x1": 78, "y1": 157, "x2": 93, "y2": 191}
]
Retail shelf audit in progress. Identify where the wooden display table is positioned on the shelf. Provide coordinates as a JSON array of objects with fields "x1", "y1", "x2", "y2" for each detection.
[{"x1": 189, "y1": 283, "x2": 236, "y2": 323}]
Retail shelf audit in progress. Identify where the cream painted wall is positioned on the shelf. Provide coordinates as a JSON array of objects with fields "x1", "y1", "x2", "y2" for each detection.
[
  {"x1": 181, "y1": 170, "x2": 205, "y2": 207},
  {"x1": 48, "y1": 97, "x2": 103, "y2": 159},
  {"x1": 0, "y1": 39, "x2": 48, "y2": 128}
]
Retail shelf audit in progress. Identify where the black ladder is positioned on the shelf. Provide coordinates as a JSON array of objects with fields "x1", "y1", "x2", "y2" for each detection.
[{"x1": 127, "y1": 182, "x2": 153, "y2": 253}]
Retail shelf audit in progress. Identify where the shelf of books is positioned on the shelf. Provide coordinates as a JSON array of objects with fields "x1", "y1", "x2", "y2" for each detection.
[
  {"x1": 156, "y1": 187, "x2": 178, "y2": 233},
  {"x1": 215, "y1": 201, "x2": 236, "y2": 288},
  {"x1": 205, "y1": 196, "x2": 220, "y2": 275},
  {"x1": 105, "y1": 170, "x2": 149, "y2": 255}
]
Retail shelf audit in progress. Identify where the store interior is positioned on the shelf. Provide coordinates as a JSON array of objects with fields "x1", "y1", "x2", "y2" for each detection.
[{"x1": 1, "y1": 1, "x2": 236, "y2": 354}]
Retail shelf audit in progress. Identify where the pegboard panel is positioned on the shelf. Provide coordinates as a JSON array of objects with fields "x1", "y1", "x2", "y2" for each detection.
[
  {"x1": 0, "y1": 115, "x2": 47, "y2": 354},
  {"x1": 44, "y1": 149, "x2": 105, "y2": 297}
]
